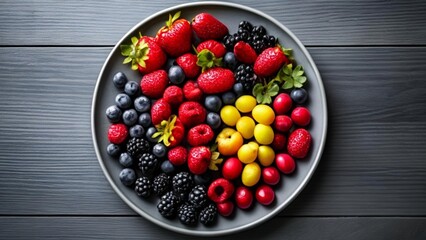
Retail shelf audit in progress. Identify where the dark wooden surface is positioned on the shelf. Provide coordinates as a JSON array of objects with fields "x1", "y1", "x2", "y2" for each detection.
[{"x1": 0, "y1": 1, "x2": 425, "y2": 239}]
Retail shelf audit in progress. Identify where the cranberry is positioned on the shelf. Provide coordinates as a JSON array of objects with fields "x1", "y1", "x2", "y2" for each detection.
[
  {"x1": 222, "y1": 157, "x2": 243, "y2": 180},
  {"x1": 291, "y1": 107, "x2": 311, "y2": 126},
  {"x1": 235, "y1": 186, "x2": 253, "y2": 209},
  {"x1": 262, "y1": 166, "x2": 281, "y2": 185},
  {"x1": 256, "y1": 185, "x2": 275, "y2": 205},
  {"x1": 217, "y1": 201, "x2": 234, "y2": 217},
  {"x1": 271, "y1": 133, "x2": 286, "y2": 151},
  {"x1": 275, "y1": 153, "x2": 296, "y2": 174},
  {"x1": 273, "y1": 93, "x2": 292, "y2": 114}
]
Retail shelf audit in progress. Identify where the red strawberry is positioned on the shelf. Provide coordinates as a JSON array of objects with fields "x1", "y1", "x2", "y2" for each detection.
[
  {"x1": 178, "y1": 101, "x2": 206, "y2": 128},
  {"x1": 188, "y1": 146, "x2": 211, "y2": 175},
  {"x1": 153, "y1": 115, "x2": 185, "y2": 147},
  {"x1": 163, "y1": 85, "x2": 183, "y2": 106},
  {"x1": 183, "y1": 80, "x2": 203, "y2": 101},
  {"x1": 151, "y1": 98, "x2": 172, "y2": 125},
  {"x1": 287, "y1": 128, "x2": 312, "y2": 158},
  {"x1": 196, "y1": 40, "x2": 226, "y2": 58},
  {"x1": 254, "y1": 47, "x2": 288, "y2": 77},
  {"x1": 197, "y1": 67, "x2": 235, "y2": 94},
  {"x1": 107, "y1": 123, "x2": 128, "y2": 144},
  {"x1": 187, "y1": 124, "x2": 214, "y2": 147},
  {"x1": 140, "y1": 70, "x2": 169, "y2": 99},
  {"x1": 176, "y1": 53, "x2": 200, "y2": 78},
  {"x1": 156, "y1": 12, "x2": 192, "y2": 57},
  {"x1": 169, "y1": 117, "x2": 185, "y2": 147},
  {"x1": 233, "y1": 41, "x2": 257, "y2": 64},
  {"x1": 120, "y1": 35, "x2": 166, "y2": 74},
  {"x1": 192, "y1": 13, "x2": 228, "y2": 40},
  {"x1": 168, "y1": 146, "x2": 187, "y2": 166},
  {"x1": 208, "y1": 178, "x2": 235, "y2": 203}
]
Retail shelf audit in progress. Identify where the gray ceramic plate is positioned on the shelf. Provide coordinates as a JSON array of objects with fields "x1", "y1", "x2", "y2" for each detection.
[{"x1": 92, "y1": 1, "x2": 327, "y2": 236}]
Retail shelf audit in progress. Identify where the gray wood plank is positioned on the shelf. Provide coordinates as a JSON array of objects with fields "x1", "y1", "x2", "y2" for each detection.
[
  {"x1": 0, "y1": 47, "x2": 425, "y2": 216},
  {"x1": 0, "y1": 0, "x2": 426, "y2": 46},
  {"x1": 0, "y1": 217, "x2": 425, "y2": 240}
]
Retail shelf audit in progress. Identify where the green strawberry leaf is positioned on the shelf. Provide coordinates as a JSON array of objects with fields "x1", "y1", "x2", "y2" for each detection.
[
  {"x1": 166, "y1": 11, "x2": 181, "y2": 28},
  {"x1": 274, "y1": 63, "x2": 307, "y2": 89},
  {"x1": 252, "y1": 82, "x2": 280, "y2": 104},
  {"x1": 120, "y1": 45, "x2": 132, "y2": 56},
  {"x1": 283, "y1": 81, "x2": 293, "y2": 89},
  {"x1": 268, "y1": 83, "x2": 280, "y2": 96},
  {"x1": 196, "y1": 49, "x2": 222, "y2": 72}
]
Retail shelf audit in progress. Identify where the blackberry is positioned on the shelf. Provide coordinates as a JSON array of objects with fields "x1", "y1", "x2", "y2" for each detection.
[
  {"x1": 172, "y1": 172, "x2": 194, "y2": 200},
  {"x1": 177, "y1": 204, "x2": 197, "y2": 226},
  {"x1": 252, "y1": 25, "x2": 267, "y2": 36},
  {"x1": 238, "y1": 20, "x2": 253, "y2": 32},
  {"x1": 223, "y1": 34, "x2": 236, "y2": 51},
  {"x1": 127, "y1": 137, "x2": 150, "y2": 157},
  {"x1": 134, "y1": 176, "x2": 152, "y2": 198},
  {"x1": 199, "y1": 203, "x2": 217, "y2": 226},
  {"x1": 152, "y1": 173, "x2": 171, "y2": 196},
  {"x1": 235, "y1": 64, "x2": 257, "y2": 92},
  {"x1": 157, "y1": 191, "x2": 180, "y2": 218},
  {"x1": 188, "y1": 185, "x2": 207, "y2": 209},
  {"x1": 138, "y1": 153, "x2": 159, "y2": 177}
]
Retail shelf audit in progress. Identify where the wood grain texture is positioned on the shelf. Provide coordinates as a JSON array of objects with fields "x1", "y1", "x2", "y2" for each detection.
[
  {"x1": 0, "y1": 0, "x2": 426, "y2": 46},
  {"x1": 0, "y1": 217, "x2": 425, "y2": 240},
  {"x1": 0, "y1": 47, "x2": 425, "y2": 216}
]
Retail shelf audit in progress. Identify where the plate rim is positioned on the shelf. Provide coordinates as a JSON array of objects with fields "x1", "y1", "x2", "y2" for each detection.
[{"x1": 91, "y1": 1, "x2": 328, "y2": 236}]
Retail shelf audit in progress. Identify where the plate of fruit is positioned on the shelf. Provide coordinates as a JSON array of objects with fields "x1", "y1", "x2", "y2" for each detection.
[{"x1": 91, "y1": 1, "x2": 327, "y2": 236}]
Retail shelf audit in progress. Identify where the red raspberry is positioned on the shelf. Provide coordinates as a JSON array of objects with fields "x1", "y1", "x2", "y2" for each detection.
[
  {"x1": 207, "y1": 178, "x2": 235, "y2": 203},
  {"x1": 187, "y1": 124, "x2": 214, "y2": 147},
  {"x1": 167, "y1": 146, "x2": 187, "y2": 166},
  {"x1": 163, "y1": 85, "x2": 183, "y2": 106},
  {"x1": 107, "y1": 123, "x2": 128, "y2": 144},
  {"x1": 151, "y1": 98, "x2": 172, "y2": 125},
  {"x1": 183, "y1": 80, "x2": 203, "y2": 102},
  {"x1": 178, "y1": 101, "x2": 206, "y2": 128},
  {"x1": 291, "y1": 107, "x2": 311, "y2": 126},
  {"x1": 188, "y1": 146, "x2": 211, "y2": 175}
]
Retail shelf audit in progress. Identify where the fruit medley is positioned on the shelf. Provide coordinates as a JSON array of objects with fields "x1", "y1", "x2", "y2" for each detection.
[{"x1": 105, "y1": 11, "x2": 312, "y2": 226}]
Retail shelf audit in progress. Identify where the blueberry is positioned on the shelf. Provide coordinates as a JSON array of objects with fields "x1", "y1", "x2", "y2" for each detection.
[
  {"x1": 115, "y1": 93, "x2": 132, "y2": 109},
  {"x1": 129, "y1": 124, "x2": 145, "y2": 138},
  {"x1": 105, "y1": 105, "x2": 122, "y2": 123},
  {"x1": 168, "y1": 65, "x2": 185, "y2": 85},
  {"x1": 290, "y1": 88, "x2": 308, "y2": 104},
  {"x1": 138, "y1": 113, "x2": 152, "y2": 128},
  {"x1": 206, "y1": 112, "x2": 221, "y2": 130},
  {"x1": 124, "y1": 81, "x2": 140, "y2": 97},
  {"x1": 194, "y1": 172, "x2": 212, "y2": 186},
  {"x1": 119, "y1": 152, "x2": 133, "y2": 167},
  {"x1": 122, "y1": 109, "x2": 138, "y2": 126},
  {"x1": 233, "y1": 83, "x2": 244, "y2": 97},
  {"x1": 134, "y1": 96, "x2": 151, "y2": 113},
  {"x1": 119, "y1": 168, "x2": 136, "y2": 186},
  {"x1": 106, "y1": 143, "x2": 121, "y2": 157},
  {"x1": 153, "y1": 143, "x2": 167, "y2": 158},
  {"x1": 221, "y1": 91, "x2": 236, "y2": 105},
  {"x1": 112, "y1": 72, "x2": 128, "y2": 89},
  {"x1": 161, "y1": 160, "x2": 176, "y2": 175},
  {"x1": 223, "y1": 52, "x2": 238, "y2": 70},
  {"x1": 164, "y1": 58, "x2": 176, "y2": 72},
  {"x1": 204, "y1": 95, "x2": 222, "y2": 112},
  {"x1": 146, "y1": 127, "x2": 159, "y2": 143}
]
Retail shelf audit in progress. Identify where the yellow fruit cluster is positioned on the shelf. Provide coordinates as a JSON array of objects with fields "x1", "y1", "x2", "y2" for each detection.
[{"x1": 216, "y1": 95, "x2": 277, "y2": 187}]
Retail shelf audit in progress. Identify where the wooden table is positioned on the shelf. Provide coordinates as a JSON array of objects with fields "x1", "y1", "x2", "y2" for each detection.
[{"x1": 1, "y1": 0, "x2": 425, "y2": 239}]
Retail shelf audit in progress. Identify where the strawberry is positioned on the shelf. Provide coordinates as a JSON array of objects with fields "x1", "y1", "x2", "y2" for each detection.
[
  {"x1": 254, "y1": 47, "x2": 288, "y2": 77},
  {"x1": 156, "y1": 11, "x2": 192, "y2": 57},
  {"x1": 168, "y1": 146, "x2": 188, "y2": 166},
  {"x1": 192, "y1": 13, "x2": 228, "y2": 40},
  {"x1": 183, "y1": 80, "x2": 203, "y2": 101},
  {"x1": 178, "y1": 101, "x2": 206, "y2": 128},
  {"x1": 140, "y1": 70, "x2": 169, "y2": 99},
  {"x1": 163, "y1": 85, "x2": 183, "y2": 106},
  {"x1": 107, "y1": 123, "x2": 128, "y2": 144},
  {"x1": 152, "y1": 115, "x2": 185, "y2": 147},
  {"x1": 197, "y1": 67, "x2": 235, "y2": 94},
  {"x1": 233, "y1": 41, "x2": 257, "y2": 64},
  {"x1": 151, "y1": 98, "x2": 172, "y2": 125},
  {"x1": 187, "y1": 124, "x2": 214, "y2": 147},
  {"x1": 120, "y1": 35, "x2": 166, "y2": 74},
  {"x1": 287, "y1": 128, "x2": 312, "y2": 158},
  {"x1": 196, "y1": 40, "x2": 226, "y2": 58},
  {"x1": 176, "y1": 53, "x2": 200, "y2": 79},
  {"x1": 188, "y1": 146, "x2": 211, "y2": 175}
]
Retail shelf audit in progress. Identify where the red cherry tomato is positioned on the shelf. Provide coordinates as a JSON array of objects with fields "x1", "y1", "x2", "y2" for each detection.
[
  {"x1": 275, "y1": 153, "x2": 296, "y2": 174},
  {"x1": 217, "y1": 201, "x2": 234, "y2": 217},
  {"x1": 262, "y1": 166, "x2": 281, "y2": 185},
  {"x1": 273, "y1": 93, "x2": 292, "y2": 114},
  {"x1": 222, "y1": 157, "x2": 243, "y2": 180},
  {"x1": 256, "y1": 185, "x2": 275, "y2": 205},
  {"x1": 235, "y1": 186, "x2": 254, "y2": 209},
  {"x1": 291, "y1": 107, "x2": 311, "y2": 126}
]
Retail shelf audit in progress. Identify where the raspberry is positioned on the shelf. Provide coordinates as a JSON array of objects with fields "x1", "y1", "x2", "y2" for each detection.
[
  {"x1": 163, "y1": 86, "x2": 183, "y2": 106},
  {"x1": 107, "y1": 123, "x2": 128, "y2": 144},
  {"x1": 187, "y1": 124, "x2": 214, "y2": 147},
  {"x1": 167, "y1": 146, "x2": 187, "y2": 166},
  {"x1": 207, "y1": 178, "x2": 235, "y2": 203},
  {"x1": 178, "y1": 101, "x2": 206, "y2": 128}
]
